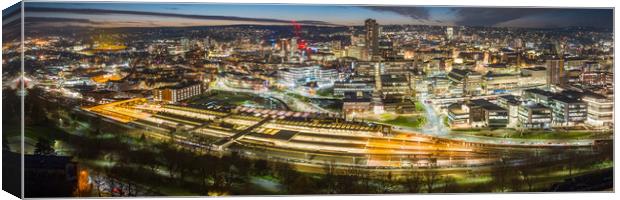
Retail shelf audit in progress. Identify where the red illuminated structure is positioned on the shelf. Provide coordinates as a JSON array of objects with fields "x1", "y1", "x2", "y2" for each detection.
[{"x1": 291, "y1": 20, "x2": 311, "y2": 58}]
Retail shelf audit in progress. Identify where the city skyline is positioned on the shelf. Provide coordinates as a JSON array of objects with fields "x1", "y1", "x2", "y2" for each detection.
[{"x1": 2, "y1": 1, "x2": 614, "y2": 197}]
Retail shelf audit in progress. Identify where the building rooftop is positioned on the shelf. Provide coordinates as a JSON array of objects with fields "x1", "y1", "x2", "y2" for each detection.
[
  {"x1": 524, "y1": 88, "x2": 554, "y2": 97},
  {"x1": 498, "y1": 95, "x2": 521, "y2": 105},
  {"x1": 521, "y1": 101, "x2": 550, "y2": 110},
  {"x1": 468, "y1": 99, "x2": 506, "y2": 111},
  {"x1": 448, "y1": 103, "x2": 468, "y2": 115},
  {"x1": 343, "y1": 91, "x2": 372, "y2": 102},
  {"x1": 160, "y1": 81, "x2": 202, "y2": 90},
  {"x1": 523, "y1": 66, "x2": 547, "y2": 71}
]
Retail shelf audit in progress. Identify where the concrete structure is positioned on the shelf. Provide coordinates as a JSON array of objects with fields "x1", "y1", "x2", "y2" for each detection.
[
  {"x1": 467, "y1": 99, "x2": 509, "y2": 128},
  {"x1": 447, "y1": 99, "x2": 508, "y2": 128},
  {"x1": 523, "y1": 88, "x2": 587, "y2": 125},
  {"x1": 446, "y1": 27, "x2": 454, "y2": 40},
  {"x1": 342, "y1": 91, "x2": 372, "y2": 119},
  {"x1": 497, "y1": 95, "x2": 521, "y2": 127},
  {"x1": 547, "y1": 59, "x2": 566, "y2": 87},
  {"x1": 333, "y1": 80, "x2": 374, "y2": 97},
  {"x1": 153, "y1": 81, "x2": 204, "y2": 103},
  {"x1": 447, "y1": 103, "x2": 470, "y2": 128},
  {"x1": 365, "y1": 18, "x2": 379, "y2": 57},
  {"x1": 380, "y1": 74, "x2": 411, "y2": 96},
  {"x1": 447, "y1": 69, "x2": 483, "y2": 96},
  {"x1": 520, "y1": 66, "x2": 548, "y2": 87},
  {"x1": 278, "y1": 65, "x2": 338, "y2": 88},
  {"x1": 483, "y1": 73, "x2": 519, "y2": 95},
  {"x1": 518, "y1": 102, "x2": 553, "y2": 129},
  {"x1": 582, "y1": 92, "x2": 613, "y2": 127}
]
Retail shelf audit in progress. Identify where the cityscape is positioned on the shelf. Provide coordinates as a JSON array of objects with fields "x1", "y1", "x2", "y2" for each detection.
[{"x1": 1, "y1": 2, "x2": 614, "y2": 197}]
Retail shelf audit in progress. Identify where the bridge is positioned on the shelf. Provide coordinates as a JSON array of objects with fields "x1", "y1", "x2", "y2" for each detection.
[
  {"x1": 83, "y1": 98, "x2": 149, "y2": 123},
  {"x1": 212, "y1": 118, "x2": 270, "y2": 151}
]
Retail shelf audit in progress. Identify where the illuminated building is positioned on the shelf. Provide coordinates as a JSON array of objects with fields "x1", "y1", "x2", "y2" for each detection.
[
  {"x1": 342, "y1": 91, "x2": 372, "y2": 119},
  {"x1": 497, "y1": 95, "x2": 522, "y2": 127},
  {"x1": 447, "y1": 103, "x2": 470, "y2": 128},
  {"x1": 546, "y1": 58, "x2": 566, "y2": 87},
  {"x1": 277, "y1": 65, "x2": 338, "y2": 88},
  {"x1": 448, "y1": 99, "x2": 509, "y2": 128},
  {"x1": 344, "y1": 45, "x2": 368, "y2": 60},
  {"x1": 365, "y1": 18, "x2": 379, "y2": 57},
  {"x1": 333, "y1": 80, "x2": 374, "y2": 97},
  {"x1": 582, "y1": 92, "x2": 613, "y2": 127},
  {"x1": 222, "y1": 72, "x2": 269, "y2": 91},
  {"x1": 153, "y1": 81, "x2": 204, "y2": 103},
  {"x1": 447, "y1": 69, "x2": 483, "y2": 96},
  {"x1": 467, "y1": 99, "x2": 509, "y2": 128},
  {"x1": 446, "y1": 27, "x2": 454, "y2": 40},
  {"x1": 518, "y1": 102, "x2": 553, "y2": 129},
  {"x1": 372, "y1": 62, "x2": 384, "y2": 114},
  {"x1": 483, "y1": 73, "x2": 519, "y2": 95},
  {"x1": 520, "y1": 66, "x2": 548, "y2": 87},
  {"x1": 522, "y1": 88, "x2": 587, "y2": 125},
  {"x1": 580, "y1": 71, "x2": 612, "y2": 87},
  {"x1": 382, "y1": 95, "x2": 415, "y2": 114},
  {"x1": 380, "y1": 74, "x2": 411, "y2": 96},
  {"x1": 429, "y1": 76, "x2": 451, "y2": 98}
]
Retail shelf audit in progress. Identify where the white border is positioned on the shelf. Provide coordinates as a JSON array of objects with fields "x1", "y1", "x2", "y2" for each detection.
[{"x1": 1, "y1": 1, "x2": 617, "y2": 200}]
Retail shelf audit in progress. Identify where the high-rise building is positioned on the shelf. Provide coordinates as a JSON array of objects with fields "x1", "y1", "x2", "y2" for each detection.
[
  {"x1": 180, "y1": 38, "x2": 191, "y2": 52},
  {"x1": 365, "y1": 19, "x2": 379, "y2": 57},
  {"x1": 547, "y1": 59, "x2": 565, "y2": 87},
  {"x1": 446, "y1": 27, "x2": 454, "y2": 40},
  {"x1": 202, "y1": 37, "x2": 211, "y2": 49}
]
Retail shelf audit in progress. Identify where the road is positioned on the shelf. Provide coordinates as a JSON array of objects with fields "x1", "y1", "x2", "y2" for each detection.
[
  {"x1": 395, "y1": 94, "x2": 598, "y2": 147},
  {"x1": 211, "y1": 78, "x2": 338, "y2": 114},
  {"x1": 419, "y1": 94, "x2": 450, "y2": 135}
]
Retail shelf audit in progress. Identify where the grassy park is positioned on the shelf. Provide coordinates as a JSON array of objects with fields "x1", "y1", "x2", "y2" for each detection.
[
  {"x1": 382, "y1": 115, "x2": 427, "y2": 129},
  {"x1": 452, "y1": 128, "x2": 612, "y2": 140}
]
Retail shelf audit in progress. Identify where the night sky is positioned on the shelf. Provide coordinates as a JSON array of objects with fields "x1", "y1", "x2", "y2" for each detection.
[{"x1": 21, "y1": 2, "x2": 614, "y2": 28}]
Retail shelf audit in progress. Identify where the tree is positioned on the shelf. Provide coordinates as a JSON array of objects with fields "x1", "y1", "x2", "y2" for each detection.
[
  {"x1": 490, "y1": 160, "x2": 512, "y2": 192},
  {"x1": 517, "y1": 158, "x2": 539, "y2": 192},
  {"x1": 335, "y1": 167, "x2": 365, "y2": 194},
  {"x1": 565, "y1": 150, "x2": 579, "y2": 177},
  {"x1": 157, "y1": 142, "x2": 180, "y2": 181},
  {"x1": 274, "y1": 161, "x2": 301, "y2": 193},
  {"x1": 442, "y1": 175, "x2": 458, "y2": 193},
  {"x1": 253, "y1": 159, "x2": 269, "y2": 176},
  {"x1": 377, "y1": 171, "x2": 395, "y2": 193},
  {"x1": 510, "y1": 175, "x2": 524, "y2": 192},
  {"x1": 289, "y1": 174, "x2": 316, "y2": 194},
  {"x1": 403, "y1": 171, "x2": 423, "y2": 193},
  {"x1": 34, "y1": 137, "x2": 55, "y2": 155},
  {"x1": 422, "y1": 170, "x2": 440, "y2": 193},
  {"x1": 320, "y1": 160, "x2": 338, "y2": 194},
  {"x1": 197, "y1": 155, "x2": 216, "y2": 194},
  {"x1": 139, "y1": 134, "x2": 147, "y2": 144}
]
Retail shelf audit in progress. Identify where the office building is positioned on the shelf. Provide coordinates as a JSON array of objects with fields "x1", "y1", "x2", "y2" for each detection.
[
  {"x1": 447, "y1": 69, "x2": 483, "y2": 96},
  {"x1": 278, "y1": 65, "x2": 338, "y2": 88},
  {"x1": 518, "y1": 102, "x2": 553, "y2": 129},
  {"x1": 153, "y1": 81, "x2": 204, "y2": 103},
  {"x1": 547, "y1": 59, "x2": 566, "y2": 87},
  {"x1": 582, "y1": 92, "x2": 613, "y2": 127},
  {"x1": 365, "y1": 19, "x2": 379, "y2": 57}
]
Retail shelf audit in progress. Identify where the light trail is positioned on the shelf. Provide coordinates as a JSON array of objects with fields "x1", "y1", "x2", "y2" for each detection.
[{"x1": 80, "y1": 98, "x2": 603, "y2": 170}]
